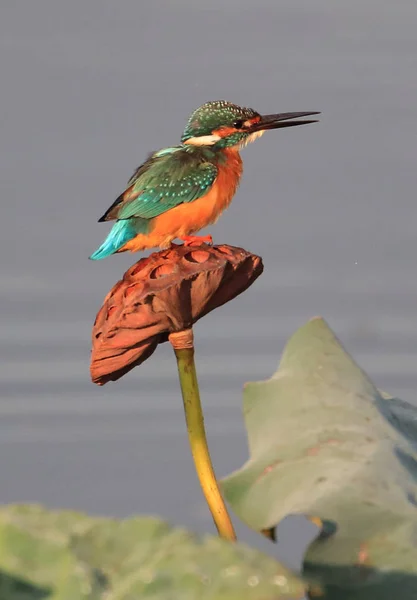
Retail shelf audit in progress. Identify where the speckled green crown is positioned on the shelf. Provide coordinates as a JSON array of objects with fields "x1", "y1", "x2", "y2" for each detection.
[{"x1": 181, "y1": 101, "x2": 259, "y2": 141}]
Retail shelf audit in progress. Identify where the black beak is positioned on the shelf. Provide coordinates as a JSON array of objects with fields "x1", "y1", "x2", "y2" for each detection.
[{"x1": 248, "y1": 111, "x2": 320, "y2": 132}]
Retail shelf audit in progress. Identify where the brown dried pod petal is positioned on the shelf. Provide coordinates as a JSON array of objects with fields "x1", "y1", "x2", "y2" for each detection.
[{"x1": 91, "y1": 243, "x2": 263, "y2": 385}]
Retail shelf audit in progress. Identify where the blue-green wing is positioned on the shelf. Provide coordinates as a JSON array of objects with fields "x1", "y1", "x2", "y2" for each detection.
[{"x1": 98, "y1": 148, "x2": 218, "y2": 222}]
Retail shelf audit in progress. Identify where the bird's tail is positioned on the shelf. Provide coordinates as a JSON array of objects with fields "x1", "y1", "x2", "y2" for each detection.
[{"x1": 89, "y1": 218, "x2": 147, "y2": 260}]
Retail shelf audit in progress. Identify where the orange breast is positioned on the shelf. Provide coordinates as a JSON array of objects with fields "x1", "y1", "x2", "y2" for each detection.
[{"x1": 121, "y1": 148, "x2": 243, "y2": 252}]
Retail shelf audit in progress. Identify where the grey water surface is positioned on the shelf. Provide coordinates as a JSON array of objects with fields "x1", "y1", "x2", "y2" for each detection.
[{"x1": 1, "y1": 0, "x2": 417, "y2": 571}]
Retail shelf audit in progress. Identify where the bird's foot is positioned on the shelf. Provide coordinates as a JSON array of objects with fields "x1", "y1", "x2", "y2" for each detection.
[{"x1": 180, "y1": 235, "x2": 213, "y2": 247}]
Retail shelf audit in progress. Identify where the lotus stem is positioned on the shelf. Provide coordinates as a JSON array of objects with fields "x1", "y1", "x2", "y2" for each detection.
[{"x1": 169, "y1": 329, "x2": 237, "y2": 542}]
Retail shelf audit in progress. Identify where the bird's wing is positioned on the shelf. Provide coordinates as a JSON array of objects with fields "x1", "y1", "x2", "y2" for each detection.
[{"x1": 98, "y1": 147, "x2": 218, "y2": 222}]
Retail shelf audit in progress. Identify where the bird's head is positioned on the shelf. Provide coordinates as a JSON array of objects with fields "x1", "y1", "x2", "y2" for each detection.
[{"x1": 181, "y1": 100, "x2": 319, "y2": 149}]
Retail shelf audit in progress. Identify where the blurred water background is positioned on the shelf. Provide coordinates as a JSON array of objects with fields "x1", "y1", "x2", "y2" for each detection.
[{"x1": 1, "y1": 0, "x2": 417, "y2": 569}]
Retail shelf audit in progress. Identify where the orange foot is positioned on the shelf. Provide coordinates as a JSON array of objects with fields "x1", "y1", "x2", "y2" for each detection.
[{"x1": 180, "y1": 235, "x2": 213, "y2": 247}]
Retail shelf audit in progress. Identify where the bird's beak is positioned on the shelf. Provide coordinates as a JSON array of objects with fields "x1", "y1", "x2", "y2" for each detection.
[{"x1": 248, "y1": 111, "x2": 320, "y2": 132}]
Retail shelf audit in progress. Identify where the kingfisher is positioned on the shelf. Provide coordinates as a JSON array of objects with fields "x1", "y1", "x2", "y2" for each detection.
[{"x1": 90, "y1": 101, "x2": 319, "y2": 260}]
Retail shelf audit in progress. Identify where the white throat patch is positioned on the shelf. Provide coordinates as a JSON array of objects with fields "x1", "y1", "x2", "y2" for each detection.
[{"x1": 238, "y1": 130, "x2": 265, "y2": 148}]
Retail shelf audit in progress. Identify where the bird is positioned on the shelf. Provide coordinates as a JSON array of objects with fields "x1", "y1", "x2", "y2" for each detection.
[{"x1": 90, "y1": 100, "x2": 319, "y2": 260}]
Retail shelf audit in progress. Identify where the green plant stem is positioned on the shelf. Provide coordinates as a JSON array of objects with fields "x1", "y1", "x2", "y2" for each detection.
[{"x1": 173, "y1": 345, "x2": 236, "y2": 542}]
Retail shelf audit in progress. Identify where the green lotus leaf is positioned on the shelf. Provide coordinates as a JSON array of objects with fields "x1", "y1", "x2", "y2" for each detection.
[
  {"x1": 0, "y1": 504, "x2": 304, "y2": 599},
  {"x1": 221, "y1": 317, "x2": 417, "y2": 599}
]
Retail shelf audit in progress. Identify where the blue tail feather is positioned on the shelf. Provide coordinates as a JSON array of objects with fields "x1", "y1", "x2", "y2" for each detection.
[{"x1": 89, "y1": 218, "x2": 147, "y2": 260}]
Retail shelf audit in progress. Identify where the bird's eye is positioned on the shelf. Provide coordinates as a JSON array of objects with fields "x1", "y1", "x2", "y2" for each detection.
[{"x1": 233, "y1": 119, "x2": 245, "y2": 129}]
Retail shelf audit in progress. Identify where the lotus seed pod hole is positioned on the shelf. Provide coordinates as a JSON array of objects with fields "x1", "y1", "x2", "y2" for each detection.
[{"x1": 185, "y1": 250, "x2": 211, "y2": 263}]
